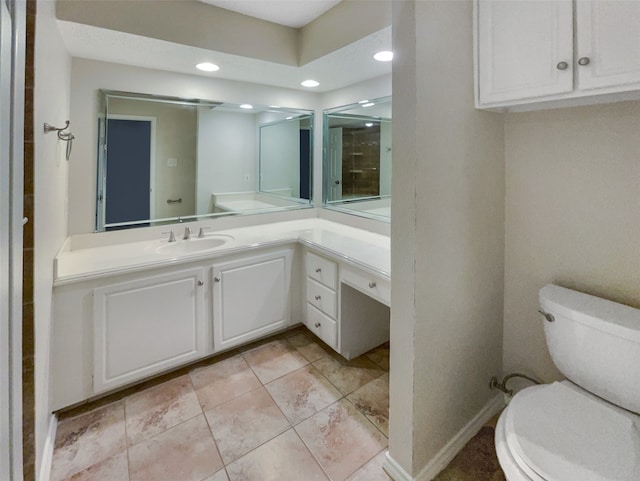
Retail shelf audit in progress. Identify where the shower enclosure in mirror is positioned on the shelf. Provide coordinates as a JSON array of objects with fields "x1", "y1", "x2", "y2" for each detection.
[
  {"x1": 96, "y1": 90, "x2": 313, "y2": 231},
  {"x1": 323, "y1": 96, "x2": 391, "y2": 221}
]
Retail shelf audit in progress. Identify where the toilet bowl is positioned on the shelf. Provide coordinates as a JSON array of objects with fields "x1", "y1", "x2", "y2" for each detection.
[{"x1": 495, "y1": 285, "x2": 640, "y2": 481}]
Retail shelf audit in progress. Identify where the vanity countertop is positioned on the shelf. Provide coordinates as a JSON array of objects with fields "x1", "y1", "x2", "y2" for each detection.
[{"x1": 54, "y1": 219, "x2": 390, "y2": 286}]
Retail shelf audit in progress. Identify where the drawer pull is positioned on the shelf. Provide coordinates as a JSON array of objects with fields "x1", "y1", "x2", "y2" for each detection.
[
  {"x1": 315, "y1": 267, "x2": 322, "y2": 273},
  {"x1": 314, "y1": 295, "x2": 321, "y2": 300},
  {"x1": 214, "y1": 276, "x2": 221, "y2": 283},
  {"x1": 314, "y1": 322, "x2": 321, "y2": 328},
  {"x1": 368, "y1": 281, "x2": 377, "y2": 288},
  {"x1": 197, "y1": 280, "x2": 204, "y2": 286}
]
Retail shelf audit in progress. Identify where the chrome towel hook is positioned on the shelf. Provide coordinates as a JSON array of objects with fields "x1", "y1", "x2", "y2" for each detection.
[{"x1": 44, "y1": 120, "x2": 75, "y2": 161}]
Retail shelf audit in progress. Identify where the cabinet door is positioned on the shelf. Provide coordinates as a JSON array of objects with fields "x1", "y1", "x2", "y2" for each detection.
[
  {"x1": 93, "y1": 267, "x2": 205, "y2": 393},
  {"x1": 476, "y1": 0, "x2": 573, "y2": 105},
  {"x1": 213, "y1": 250, "x2": 293, "y2": 351},
  {"x1": 576, "y1": 0, "x2": 640, "y2": 91}
]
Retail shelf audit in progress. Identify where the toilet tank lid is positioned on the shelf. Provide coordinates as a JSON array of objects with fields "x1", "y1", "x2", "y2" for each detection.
[{"x1": 539, "y1": 284, "x2": 640, "y2": 342}]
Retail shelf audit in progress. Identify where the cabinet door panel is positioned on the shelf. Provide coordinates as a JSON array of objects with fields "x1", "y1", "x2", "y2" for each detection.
[
  {"x1": 94, "y1": 268, "x2": 205, "y2": 392},
  {"x1": 213, "y1": 250, "x2": 292, "y2": 350},
  {"x1": 577, "y1": 0, "x2": 640, "y2": 91},
  {"x1": 477, "y1": 0, "x2": 573, "y2": 104}
]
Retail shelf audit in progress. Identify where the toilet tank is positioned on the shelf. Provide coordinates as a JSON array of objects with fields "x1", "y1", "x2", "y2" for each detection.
[{"x1": 539, "y1": 284, "x2": 640, "y2": 415}]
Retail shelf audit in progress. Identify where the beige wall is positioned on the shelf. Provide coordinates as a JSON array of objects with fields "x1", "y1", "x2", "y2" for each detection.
[
  {"x1": 503, "y1": 101, "x2": 640, "y2": 383},
  {"x1": 34, "y1": 0, "x2": 71, "y2": 473},
  {"x1": 390, "y1": 0, "x2": 504, "y2": 477}
]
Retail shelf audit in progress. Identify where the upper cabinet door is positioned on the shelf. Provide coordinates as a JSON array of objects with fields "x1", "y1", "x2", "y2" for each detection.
[
  {"x1": 576, "y1": 0, "x2": 640, "y2": 91},
  {"x1": 476, "y1": 0, "x2": 574, "y2": 105}
]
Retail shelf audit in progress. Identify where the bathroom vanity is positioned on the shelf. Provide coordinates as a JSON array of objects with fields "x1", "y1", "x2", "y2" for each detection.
[{"x1": 51, "y1": 219, "x2": 390, "y2": 410}]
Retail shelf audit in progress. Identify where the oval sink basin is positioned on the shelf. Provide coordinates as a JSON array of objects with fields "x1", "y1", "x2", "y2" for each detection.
[{"x1": 156, "y1": 235, "x2": 233, "y2": 255}]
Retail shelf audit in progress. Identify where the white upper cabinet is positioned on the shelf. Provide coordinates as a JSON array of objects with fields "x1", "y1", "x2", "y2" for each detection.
[{"x1": 475, "y1": 0, "x2": 640, "y2": 110}]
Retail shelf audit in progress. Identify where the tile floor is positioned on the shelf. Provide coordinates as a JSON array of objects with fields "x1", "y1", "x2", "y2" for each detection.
[{"x1": 50, "y1": 326, "x2": 505, "y2": 481}]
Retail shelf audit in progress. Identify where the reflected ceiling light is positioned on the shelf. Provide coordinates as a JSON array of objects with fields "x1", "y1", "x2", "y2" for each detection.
[
  {"x1": 362, "y1": 102, "x2": 375, "y2": 107},
  {"x1": 301, "y1": 79, "x2": 320, "y2": 88},
  {"x1": 269, "y1": 105, "x2": 281, "y2": 108},
  {"x1": 196, "y1": 62, "x2": 220, "y2": 72},
  {"x1": 240, "y1": 104, "x2": 253, "y2": 109},
  {"x1": 286, "y1": 116, "x2": 294, "y2": 120},
  {"x1": 358, "y1": 100, "x2": 369, "y2": 104},
  {"x1": 374, "y1": 51, "x2": 394, "y2": 62},
  {"x1": 365, "y1": 122, "x2": 374, "y2": 127}
]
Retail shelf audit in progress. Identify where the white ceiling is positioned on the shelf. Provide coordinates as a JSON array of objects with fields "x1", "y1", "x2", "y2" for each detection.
[
  {"x1": 58, "y1": 21, "x2": 392, "y2": 93},
  {"x1": 197, "y1": 0, "x2": 342, "y2": 28}
]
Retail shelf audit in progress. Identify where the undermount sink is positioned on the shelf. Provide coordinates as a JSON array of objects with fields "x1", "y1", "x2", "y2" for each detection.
[{"x1": 156, "y1": 235, "x2": 233, "y2": 255}]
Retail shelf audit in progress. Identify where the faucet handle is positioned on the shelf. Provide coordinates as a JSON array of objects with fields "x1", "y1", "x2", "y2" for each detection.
[
  {"x1": 183, "y1": 226, "x2": 192, "y2": 240},
  {"x1": 161, "y1": 230, "x2": 176, "y2": 242},
  {"x1": 198, "y1": 227, "x2": 211, "y2": 238}
]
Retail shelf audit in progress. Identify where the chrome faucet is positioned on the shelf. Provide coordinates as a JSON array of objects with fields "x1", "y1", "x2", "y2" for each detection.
[
  {"x1": 162, "y1": 230, "x2": 176, "y2": 242},
  {"x1": 183, "y1": 226, "x2": 192, "y2": 240},
  {"x1": 198, "y1": 227, "x2": 211, "y2": 238}
]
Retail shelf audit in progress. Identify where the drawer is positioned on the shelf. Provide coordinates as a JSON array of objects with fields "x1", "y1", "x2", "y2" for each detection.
[
  {"x1": 306, "y1": 277, "x2": 337, "y2": 318},
  {"x1": 306, "y1": 251, "x2": 338, "y2": 290},
  {"x1": 340, "y1": 265, "x2": 390, "y2": 307},
  {"x1": 306, "y1": 304, "x2": 337, "y2": 349}
]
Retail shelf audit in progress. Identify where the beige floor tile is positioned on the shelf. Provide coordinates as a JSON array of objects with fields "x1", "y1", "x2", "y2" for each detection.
[
  {"x1": 296, "y1": 399, "x2": 388, "y2": 481},
  {"x1": 124, "y1": 375, "x2": 202, "y2": 446},
  {"x1": 226, "y1": 429, "x2": 329, "y2": 481},
  {"x1": 313, "y1": 355, "x2": 384, "y2": 396},
  {"x1": 265, "y1": 365, "x2": 342, "y2": 425},
  {"x1": 286, "y1": 331, "x2": 331, "y2": 362},
  {"x1": 205, "y1": 386, "x2": 290, "y2": 464},
  {"x1": 347, "y1": 373, "x2": 389, "y2": 436},
  {"x1": 345, "y1": 450, "x2": 390, "y2": 481},
  {"x1": 128, "y1": 414, "x2": 223, "y2": 481},
  {"x1": 61, "y1": 450, "x2": 129, "y2": 481},
  {"x1": 241, "y1": 339, "x2": 309, "y2": 383},
  {"x1": 201, "y1": 468, "x2": 229, "y2": 481},
  {"x1": 51, "y1": 402, "x2": 127, "y2": 481},
  {"x1": 190, "y1": 354, "x2": 261, "y2": 411},
  {"x1": 364, "y1": 344, "x2": 390, "y2": 371}
]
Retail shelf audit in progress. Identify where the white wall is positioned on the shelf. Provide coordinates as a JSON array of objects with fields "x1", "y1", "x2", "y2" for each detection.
[
  {"x1": 68, "y1": 58, "x2": 318, "y2": 235},
  {"x1": 503, "y1": 101, "x2": 640, "y2": 384},
  {"x1": 34, "y1": 0, "x2": 71, "y2": 473},
  {"x1": 260, "y1": 120, "x2": 300, "y2": 197},
  {"x1": 389, "y1": 1, "x2": 504, "y2": 477},
  {"x1": 196, "y1": 109, "x2": 257, "y2": 213}
]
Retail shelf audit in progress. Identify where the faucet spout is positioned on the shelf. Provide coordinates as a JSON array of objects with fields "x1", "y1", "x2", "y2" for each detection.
[{"x1": 183, "y1": 227, "x2": 192, "y2": 240}]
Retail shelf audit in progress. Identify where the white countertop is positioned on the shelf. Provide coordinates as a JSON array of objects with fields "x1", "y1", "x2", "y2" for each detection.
[{"x1": 54, "y1": 219, "x2": 390, "y2": 286}]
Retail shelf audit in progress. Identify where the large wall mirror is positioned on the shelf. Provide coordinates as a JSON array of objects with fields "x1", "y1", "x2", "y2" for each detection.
[
  {"x1": 97, "y1": 90, "x2": 313, "y2": 231},
  {"x1": 323, "y1": 96, "x2": 391, "y2": 221}
]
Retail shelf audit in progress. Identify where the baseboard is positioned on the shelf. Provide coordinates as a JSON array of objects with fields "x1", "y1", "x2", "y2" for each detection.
[
  {"x1": 38, "y1": 414, "x2": 57, "y2": 481},
  {"x1": 383, "y1": 394, "x2": 504, "y2": 481}
]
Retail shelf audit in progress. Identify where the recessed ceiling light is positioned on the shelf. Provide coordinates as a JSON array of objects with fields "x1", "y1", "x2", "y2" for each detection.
[
  {"x1": 196, "y1": 62, "x2": 220, "y2": 72},
  {"x1": 374, "y1": 51, "x2": 393, "y2": 62},
  {"x1": 358, "y1": 100, "x2": 369, "y2": 104},
  {"x1": 240, "y1": 104, "x2": 253, "y2": 109},
  {"x1": 301, "y1": 80, "x2": 320, "y2": 88},
  {"x1": 362, "y1": 102, "x2": 375, "y2": 108},
  {"x1": 365, "y1": 122, "x2": 374, "y2": 127}
]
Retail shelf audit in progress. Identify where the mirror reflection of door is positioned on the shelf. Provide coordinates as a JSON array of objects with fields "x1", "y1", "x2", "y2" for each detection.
[
  {"x1": 328, "y1": 127, "x2": 343, "y2": 201},
  {"x1": 105, "y1": 117, "x2": 155, "y2": 226},
  {"x1": 341, "y1": 125, "x2": 380, "y2": 199}
]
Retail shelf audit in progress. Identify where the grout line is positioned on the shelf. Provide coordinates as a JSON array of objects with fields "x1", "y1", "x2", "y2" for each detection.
[{"x1": 290, "y1": 426, "x2": 332, "y2": 481}]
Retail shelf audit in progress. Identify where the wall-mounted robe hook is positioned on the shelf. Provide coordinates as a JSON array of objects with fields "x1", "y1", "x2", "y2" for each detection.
[{"x1": 44, "y1": 120, "x2": 75, "y2": 161}]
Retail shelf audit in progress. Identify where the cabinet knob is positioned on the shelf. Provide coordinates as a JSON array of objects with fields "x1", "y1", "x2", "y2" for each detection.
[
  {"x1": 197, "y1": 280, "x2": 204, "y2": 286},
  {"x1": 556, "y1": 61, "x2": 569, "y2": 71},
  {"x1": 578, "y1": 57, "x2": 590, "y2": 66},
  {"x1": 314, "y1": 295, "x2": 321, "y2": 300},
  {"x1": 214, "y1": 276, "x2": 221, "y2": 283},
  {"x1": 315, "y1": 268, "x2": 322, "y2": 273},
  {"x1": 368, "y1": 281, "x2": 377, "y2": 288},
  {"x1": 314, "y1": 322, "x2": 321, "y2": 328}
]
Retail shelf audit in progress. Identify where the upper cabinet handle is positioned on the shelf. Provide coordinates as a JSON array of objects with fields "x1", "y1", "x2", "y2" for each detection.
[
  {"x1": 577, "y1": 57, "x2": 590, "y2": 66},
  {"x1": 556, "y1": 61, "x2": 569, "y2": 70}
]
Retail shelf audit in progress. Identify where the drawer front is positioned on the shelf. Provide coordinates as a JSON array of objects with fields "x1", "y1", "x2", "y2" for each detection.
[
  {"x1": 340, "y1": 266, "x2": 391, "y2": 306},
  {"x1": 306, "y1": 251, "x2": 338, "y2": 290},
  {"x1": 306, "y1": 278, "x2": 337, "y2": 318},
  {"x1": 306, "y1": 304, "x2": 337, "y2": 348}
]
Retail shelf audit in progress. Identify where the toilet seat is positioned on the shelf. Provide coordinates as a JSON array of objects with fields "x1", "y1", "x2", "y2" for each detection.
[{"x1": 502, "y1": 382, "x2": 640, "y2": 481}]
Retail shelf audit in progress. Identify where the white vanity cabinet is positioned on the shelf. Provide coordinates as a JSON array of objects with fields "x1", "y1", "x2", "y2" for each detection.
[
  {"x1": 475, "y1": 0, "x2": 640, "y2": 110},
  {"x1": 212, "y1": 249, "x2": 294, "y2": 351},
  {"x1": 304, "y1": 251, "x2": 339, "y2": 348},
  {"x1": 93, "y1": 267, "x2": 206, "y2": 393}
]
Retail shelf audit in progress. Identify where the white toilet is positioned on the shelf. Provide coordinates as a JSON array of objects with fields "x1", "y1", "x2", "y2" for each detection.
[{"x1": 495, "y1": 284, "x2": 640, "y2": 481}]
